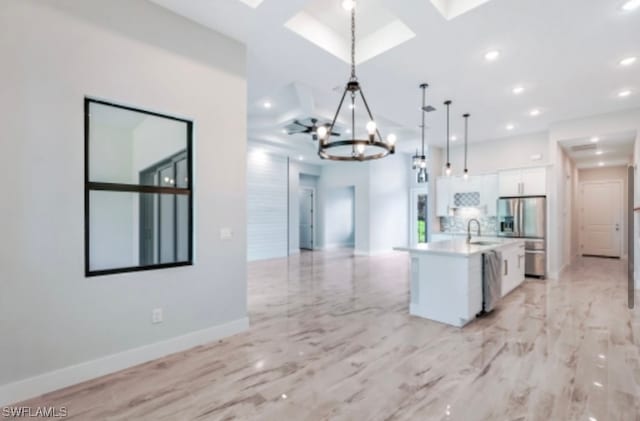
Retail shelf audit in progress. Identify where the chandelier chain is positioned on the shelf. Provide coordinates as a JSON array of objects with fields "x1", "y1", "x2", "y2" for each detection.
[{"x1": 350, "y1": 7, "x2": 356, "y2": 80}]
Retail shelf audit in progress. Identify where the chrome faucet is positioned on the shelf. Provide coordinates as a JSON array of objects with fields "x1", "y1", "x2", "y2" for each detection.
[{"x1": 467, "y1": 219, "x2": 481, "y2": 244}]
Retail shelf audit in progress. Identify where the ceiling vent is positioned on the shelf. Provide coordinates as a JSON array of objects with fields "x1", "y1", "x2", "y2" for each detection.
[{"x1": 571, "y1": 144, "x2": 598, "y2": 152}]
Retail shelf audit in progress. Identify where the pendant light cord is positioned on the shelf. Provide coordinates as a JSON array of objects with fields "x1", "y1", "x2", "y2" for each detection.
[
  {"x1": 421, "y1": 85, "x2": 426, "y2": 155},
  {"x1": 463, "y1": 113, "x2": 469, "y2": 171},
  {"x1": 350, "y1": 8, "x2": 356, "y2": 81},
  {"x1": 445, "y1": 101, "x2": 451, "y2": 165}
]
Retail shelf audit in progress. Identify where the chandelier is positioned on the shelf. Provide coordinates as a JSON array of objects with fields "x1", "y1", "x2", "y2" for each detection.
[
  {"x1": 317, "y1": 1, "x2": 396, "y2": 161},
  {"x1": 412, "y1": 83, "x2": 435, "y2": 183}
]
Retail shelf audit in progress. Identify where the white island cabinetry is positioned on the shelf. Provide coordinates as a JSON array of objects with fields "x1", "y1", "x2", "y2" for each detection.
[{"x1": 396, "y1": 237, "x2": 525, "y2": 327}]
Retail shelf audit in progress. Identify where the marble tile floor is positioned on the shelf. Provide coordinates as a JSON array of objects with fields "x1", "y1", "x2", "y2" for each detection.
[{"x1": 19, "y1": 250, "x2": 640, "y2": 420}]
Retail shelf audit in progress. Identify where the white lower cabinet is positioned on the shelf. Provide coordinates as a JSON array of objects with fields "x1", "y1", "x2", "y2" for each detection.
[{"x1": 500, "y1": 242, "x2": 525, "y2": 297}]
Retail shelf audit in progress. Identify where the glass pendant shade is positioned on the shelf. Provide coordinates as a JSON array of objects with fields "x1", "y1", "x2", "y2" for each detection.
[{"x1": 412, "y1": 83, "x2": 433, "y2": 183}]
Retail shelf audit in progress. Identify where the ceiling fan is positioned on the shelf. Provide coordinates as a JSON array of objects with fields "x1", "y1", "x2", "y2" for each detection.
[{"x1": 284, "y1": 118, "x2": 340, "y2": 141}]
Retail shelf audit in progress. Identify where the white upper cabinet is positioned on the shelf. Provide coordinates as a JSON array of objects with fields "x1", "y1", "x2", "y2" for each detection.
[
  {"x1": 497, "y1": 169, "x2": 522, "y2": 197},
  {"x1": 436, "y1": 174, "x2": 498, "y2": 216},
  {"x1": 520, "y1": 167, "x2": 546, "y2": 196},
  {"x1": 498, "y1": 167, "x2": 546, "y2": 197},
  {"x1": 480, "y1": 174, "x2": 499, "y2": 216}
]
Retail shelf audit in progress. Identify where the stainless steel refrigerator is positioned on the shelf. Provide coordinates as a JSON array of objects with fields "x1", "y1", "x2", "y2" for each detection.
[{"x1": 497, "y1": 196, "x2": 546, "y2": 278}]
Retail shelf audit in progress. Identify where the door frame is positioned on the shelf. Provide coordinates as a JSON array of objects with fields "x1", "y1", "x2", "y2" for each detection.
[
  {"x1": 299, "y1": 186, "x2": 316, "y2": 250},
  {"x1": 410, "y1": 187, "x2": 429, "y2": 247},
  {"x1": 579, "y1": 179, "x2": 624, "y2": 258}
]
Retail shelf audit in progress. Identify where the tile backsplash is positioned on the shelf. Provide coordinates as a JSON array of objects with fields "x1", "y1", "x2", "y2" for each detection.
[{"x1": 439, "y1": 216, "x2": 498, "y2": 235}]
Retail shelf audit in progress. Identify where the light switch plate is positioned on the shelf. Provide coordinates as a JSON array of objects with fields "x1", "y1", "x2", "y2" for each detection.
[
  {"x1": 152, "y1": 308, "x2": 163, "y2": 324},
  {"x1": 220, "y1": 228, "x2": 233, "y2": 240}
]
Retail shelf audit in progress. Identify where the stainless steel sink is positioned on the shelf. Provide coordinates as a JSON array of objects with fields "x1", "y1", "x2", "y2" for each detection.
[{"x1": 469, "y1": 241, "x2": 500, "y2": 246}]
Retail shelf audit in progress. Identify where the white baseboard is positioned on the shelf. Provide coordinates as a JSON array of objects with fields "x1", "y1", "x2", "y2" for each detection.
[
  {"x1": 354, "y1": 249, "x2": 396, "y2": 257},
  {"x1": 0, "y1": 317, "x2": 249, "y2": 406},
  {"x1": 323, "y1": 243, "x2": 354, "y2": 250}
]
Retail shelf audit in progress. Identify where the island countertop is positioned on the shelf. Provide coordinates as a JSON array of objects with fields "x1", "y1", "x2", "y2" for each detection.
[{"x1": 394, "y1": 237, "x2": 524, "y2": 257}]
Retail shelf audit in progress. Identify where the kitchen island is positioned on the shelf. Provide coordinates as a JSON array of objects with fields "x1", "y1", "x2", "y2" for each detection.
[{"x1": 395, "y1": 237, "x2": 525, "y2": 327}]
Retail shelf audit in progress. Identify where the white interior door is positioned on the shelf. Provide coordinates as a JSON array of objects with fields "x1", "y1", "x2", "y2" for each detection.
[
  {"x1": 581, "y1": 181, "x2": 622, "y2": 257},
  {"x1": 299, "y1": 188, "x2": 314, "y2": 250}
]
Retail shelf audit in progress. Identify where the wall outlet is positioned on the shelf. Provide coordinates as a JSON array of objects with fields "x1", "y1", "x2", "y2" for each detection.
[
  {"x1": 220, "y1": 227, "x2": 233, "y2": 240},
  {"x1": 151, "y1": 308, "x2": 163, "y2": 324}
]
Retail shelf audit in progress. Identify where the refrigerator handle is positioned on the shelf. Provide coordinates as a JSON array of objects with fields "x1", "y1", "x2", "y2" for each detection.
[{"x1": 518, "y1": 199, "x2": 524, "y2": 237}]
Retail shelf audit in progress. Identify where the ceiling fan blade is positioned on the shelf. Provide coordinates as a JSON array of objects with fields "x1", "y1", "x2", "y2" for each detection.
[
  {"x1": 285, "y1": 123, "x2": 308, "y2": 133},
  {"x1": 297, "y1": 117, "x2": 315, "y2": 127}
]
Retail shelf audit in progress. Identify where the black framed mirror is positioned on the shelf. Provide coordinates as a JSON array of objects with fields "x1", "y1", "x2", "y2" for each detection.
[{"x1": 84, "y1": 98, "x2": 193, "y2": 276}]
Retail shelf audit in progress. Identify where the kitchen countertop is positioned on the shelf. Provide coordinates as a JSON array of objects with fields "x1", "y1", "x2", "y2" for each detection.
[{"x1": 394, "y1": 237, "x2": 524, "y2": 257}]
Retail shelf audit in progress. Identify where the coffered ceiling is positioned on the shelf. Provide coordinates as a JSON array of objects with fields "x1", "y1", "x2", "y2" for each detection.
[{"x1": 150, "y1": 0, "x2": 640, "y2": 162}]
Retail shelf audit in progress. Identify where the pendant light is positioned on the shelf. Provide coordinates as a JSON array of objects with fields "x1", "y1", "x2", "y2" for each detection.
[
  {"x1": 317, "y1": 1, "x2": 395, "y2": 161},
  {"x1": 444, "y1": 100, "x2": 452, "y2": 176},
  {"x1": 463, "y1": 113, "x2": 470, "y2": 179},
  {"x1": 412, "y1": 83, "x2": 435, "y2": 183}
]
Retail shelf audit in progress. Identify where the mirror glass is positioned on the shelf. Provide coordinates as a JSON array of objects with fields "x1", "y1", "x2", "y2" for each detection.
[
  {"x1": 86, "y1": 99, "x2": 192, "y2": 275},
  {"x1": 88, "y1": 101, "x2": 189, "y2": 187}
]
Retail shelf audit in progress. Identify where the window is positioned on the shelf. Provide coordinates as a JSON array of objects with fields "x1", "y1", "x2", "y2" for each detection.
[{"x1": 85, "y1": 98, "x2": 193, "y2": 276}]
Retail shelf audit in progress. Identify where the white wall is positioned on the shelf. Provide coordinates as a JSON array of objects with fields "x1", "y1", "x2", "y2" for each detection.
[
  {"x1": 324, "y1": 187, "x2": 355, "y2": 248},
  {"x1": 447, "y1": 131, "x2": 550, "y2": 175},
  {"x1": 368, "y1": 153, "x2": 409, "y2": 254},
  {"x1": 0, "y1": 0, "x2": 247, "y2": 402},
  {"x1": 247, "y1": 150, "x2": 288, "y2": 261},
  {"x1": 318, "y1": 162, "x2": 370, "y2": 252}
]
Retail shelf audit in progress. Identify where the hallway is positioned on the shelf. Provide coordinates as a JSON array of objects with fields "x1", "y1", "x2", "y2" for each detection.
[{"x1": 22, "y1": 252, "x2": 640, "y2": 420}]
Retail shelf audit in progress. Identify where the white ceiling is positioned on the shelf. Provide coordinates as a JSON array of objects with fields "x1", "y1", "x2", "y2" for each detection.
[
  {"x1": 559, "y1": 130, "x2": 636, "y2": 169},
  {"x1": 150, "y1": 0, "x2": 640, "y2": 160}
]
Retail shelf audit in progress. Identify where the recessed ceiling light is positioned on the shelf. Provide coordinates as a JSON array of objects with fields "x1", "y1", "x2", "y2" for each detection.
[
  {"x1": 342, "y1": 0, "x2": 356, "y2": 11},
  {"x1": 506, "y1": 123, "x2": 515, "y2": 130},
  {"x1": 450, "y1": 135, "x2": 457, "y2": 141},
  {"x1": 619, "y1": 56, "x2": 637, "y2": 66},
  {"x1": 298, "y1": 155, "x2": 304, "y2": 161},
  {"x1": 346, "y1": 128, "x2": 352, "y2": 134},
  {"x1": 529, "y1": 109, "x2": 541, "y2": 117},
  {"x1": 484, "y1": 50, "x2": 500, "y2": 61},
  {"x1": 622, "y1": 0, "x2": 640, "y2": 11},
  {"x1": 281, "y1": 129, "x2": 288, "y2": 134},
  {"x1": 349, "y1": 104, "x2": 355, "y2": 110},
  {"x1": 618, "y1": 89, "x2": 632, "y2": 97},
  {"x1": 263, "y1": 101, "x2": 272, "y2": 109},
  {"x1": 591, "y1": 136, "x2": 600, "y2": 143},
  {"x1": 512, "y1": 85, "x2": 525, "y2": 95},
  {"x1": 595, "y1": 150, "x2": 604, "y2": 155},
  {"x1": 598, "y1": 162, "x2": 605, "y2": 166}
]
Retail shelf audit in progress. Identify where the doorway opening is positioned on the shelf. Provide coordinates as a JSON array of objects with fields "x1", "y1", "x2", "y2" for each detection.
[
  {"x1": 410, "y1": 188, "x2": 428, "y2": 246},
  {"x1": 299, "y1": 187, "x2": 315, "y2": 250}
]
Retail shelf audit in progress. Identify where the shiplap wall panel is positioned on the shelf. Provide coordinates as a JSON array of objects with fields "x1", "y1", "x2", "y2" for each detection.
[{"x1": 247, "y1": 152, "x2": 288, "y2": 261}]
